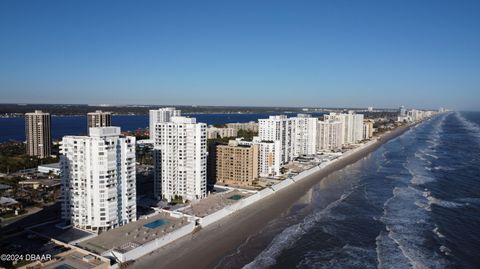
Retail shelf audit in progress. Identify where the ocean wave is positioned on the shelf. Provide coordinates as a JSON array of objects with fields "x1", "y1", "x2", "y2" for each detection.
[
  {"x1": 426, "y1": 194, "x2": 464, "y2": 209},
  {"x1": 296, "y1": 245, "x2": 377, "y2": 269},
  {"x1": 439, "y1": 245, "x2": 452, "y2": 256},
  {"x1": 455, "y1": 112, "x2": 480, "y2": 141},
  {"x1": 432, "y1": 166, "x2": 453, "y2": 171},
  {"x1": 456, "y1": 197, "x2": 480, "y2": 205},
  {"x1": 404, "y1": 151, "x2": 436, "y2": 186},
  {"x1": 381, "y1": 186, "x2": 450, "y2": 269},
  {"x1": 432, "y1": 226, "x2": 445, "y2": 239},
  {"x1": 376, "y1": 230, "x2": 413, "y2": 269},
  {"x1": 242, "y1": 189, "x2": 356, "y2": 269}
]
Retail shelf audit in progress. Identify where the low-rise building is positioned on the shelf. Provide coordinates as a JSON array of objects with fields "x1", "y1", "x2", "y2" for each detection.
[
  {"x1": 225, "y1": 121, "x2": 259, "y2": 132},
  {"x1": 19, "y1": 247, "x2": 110, "y2": 269},
  {"x1": 207, "y1": 126, "x2": 237, "y2": 139},
  {"x1": 18, "y1": 179, "x2": 61, "y2": 189},
  {"x1": 38, "y1": 162, "x2": 61, "y2": 175},
  {"x1": 0, "y1": 196, "x2": 21, "y2": 214}
]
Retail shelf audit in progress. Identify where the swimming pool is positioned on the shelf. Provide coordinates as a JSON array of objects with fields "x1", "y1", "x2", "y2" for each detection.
[
  {"x1": 228, "y1": 194, "x2": 243, "y2": 200},
  {"x1": 143, "y1": 219, "x2": 169, "y2": 229}
]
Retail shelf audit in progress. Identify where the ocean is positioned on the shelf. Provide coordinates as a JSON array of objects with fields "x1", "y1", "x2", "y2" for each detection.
[
  {"x1": 0, "y1": 112, "x2": 324, "y2": 142},
  {"x1": 214, "y1": 111, "x2": 480, "y2": 269}
]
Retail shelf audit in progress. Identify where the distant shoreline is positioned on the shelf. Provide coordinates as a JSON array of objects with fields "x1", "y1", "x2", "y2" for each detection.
[{"x1": 130, "y1": 122, "x2": 417, "y2": 269}]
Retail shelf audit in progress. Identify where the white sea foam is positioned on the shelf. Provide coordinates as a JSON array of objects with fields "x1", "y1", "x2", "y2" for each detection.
[
  {"x1": 432, "y1": 226, "x2": 445, "y2": 239},
  {"x1": 455, "y1": 112, "x2": 480, "y2": 141},
  {"x1": 457, "y1": 197, "x2": 480, "y2": 205},
  {"x1": 439, "y1": 245, "x2": 452, "y2": 256},
  {"x1": 426, "y1": 194, "x2": 464, "y2": 209},
  {"x1": 381, "y1": 186, "x2": 450, "y2": 269},
  {"x1": 242, "y1": 189, "x2": 355, "y2": 269},
  {"x1": 376, "y1": 230, "x2": 413, "y2": 269}
]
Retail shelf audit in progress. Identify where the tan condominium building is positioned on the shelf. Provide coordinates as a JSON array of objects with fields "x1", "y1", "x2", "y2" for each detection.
[
  {"x1": 87, "y1": 110, "x2": 112, "y2": 129},
  {"x1": 363, "y1": 119, "x2": 375, "y2": 140},
  {"x1": 225, "y1": 121, "x2": 259, "y2": 132},
  {"x1": 216, "y1": 140, "x2": 259, "y2": 187},
  {"x1": 207, "y1": 126, "x2": 237, "y2": 139},
  {"x1": 25, "y1": 110, "x2": 52, "y2": 158}
]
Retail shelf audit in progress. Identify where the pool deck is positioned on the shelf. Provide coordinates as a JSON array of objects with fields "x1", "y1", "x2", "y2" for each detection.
[
  {"x1": 77, "y1": 212, "x2": 191, "y2": 255},
  {"x1": 179, "y1": 189, "x2": 253, "y2": 218}
]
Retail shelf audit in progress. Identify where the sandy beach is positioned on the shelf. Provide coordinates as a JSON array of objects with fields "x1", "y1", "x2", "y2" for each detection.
[{"x1": 131, "y1": 124, "x2": 413, "y2": 269}]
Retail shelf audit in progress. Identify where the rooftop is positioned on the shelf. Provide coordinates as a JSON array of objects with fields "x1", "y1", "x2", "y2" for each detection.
[
  {"x1": 0, "y1": 183, "x2": 11, "y2": 190},
  {"x1": 78, "y1": 212, "x2": 191, "y2": 255},
  {"x1": 0, "y1": 196, "x2": 19, "y2": 206},
  {"x1": 89, "y1": 126, "x2": 121, "y2": 137},
  {"x1": 30, "y1": 222, "x2": 94, "y2": 244},
  {"x1": 179, "y1": 189, "x2": 253, "y2": 218},
  {"x1": 38, "y1": 162, "x2": 61, "y2": 169},
  {"x1": 24, "y1": 249, "x2": 109, "y2": 269}
]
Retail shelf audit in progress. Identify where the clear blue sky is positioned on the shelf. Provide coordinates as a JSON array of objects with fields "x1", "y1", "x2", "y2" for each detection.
[{"x1": 1, "y1": 0, "x2": 479, "y2": 110}]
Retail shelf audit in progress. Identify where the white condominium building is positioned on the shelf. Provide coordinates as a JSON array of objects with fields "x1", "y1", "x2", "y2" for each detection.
[
  {"x1": 258, "y1": 115, "x2": 293, "y2": 164},
  {"x1": 149, "y1": 107, "x2": 181, "y2": 140},
  {"x1": 290, "y1": 114, "x2": 317, "y2": 157},
  {"x1": 317, "y1": 120, "x2": 343, "y2": 151},
  {"x1": 259, "y1": 114, "x2": 318, "y2": 163},
  {"x1": 60, "y1": 127, "x2": 136, "y2": 232},
  {"x1": 154, "y1": 116, "x2": 207, "y2": 202},
  {"x1": 324, "y1": 111, "x2": 364, "y2": 145},
  {"x1": 237, "y1": 137, "x2": 282, "y2": 177}
]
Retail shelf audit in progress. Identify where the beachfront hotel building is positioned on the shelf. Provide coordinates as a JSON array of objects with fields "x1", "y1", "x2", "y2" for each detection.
[
  {"x1": 60, "y1": 127, "x2": 136, "y2": 232},
  {"x1": 153, "y1": 116, "x2": 207, "y2": 202},
  {"x1": 324, "y1": 111, "x2": 364, "y2": 145},
  {"x1": 149, "y1": 107, "x2": 181, "y2": 140},
  {"x1": 316, "y1": 120, "x2": 343, "y2": 151},
  {"x1": 87, "y1": 110, "x2": 112, "y2": 130},
  {"x1": 25, "y1": 110, "x2": 52, "y2": 158},
  {"x1": 207, "y1": 126, "x2": 237, "y2": 139},
  {"x1": 216, "y1": 140, "x2": 259, "y2": 187}
]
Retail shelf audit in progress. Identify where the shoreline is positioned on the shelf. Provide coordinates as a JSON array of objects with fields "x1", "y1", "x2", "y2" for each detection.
[{"x1": 131, "y1": 123, "x2": 416, "y2": 269}]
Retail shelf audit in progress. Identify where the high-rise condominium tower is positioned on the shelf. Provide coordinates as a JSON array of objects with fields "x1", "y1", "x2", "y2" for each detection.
[
  {"x1": 258, "y1": 114, "x2": 317, "y2": 163},
  {"x1": 149, "y1": 107, "x2": 181, "y2": 140},
  {"x1": 153, "y1": 116, "x2": 207, "y2": 202},
  {"x1": 258, "y1": 115, "x2": 292, "y2": 164},
  {"x1": 87, "y1": 110, "x2": 112, "y2": 130},
  {"x1": 324, "y1": 111, "x2": 364, "y2": 145},
  {"x1": 290, "y1": 114, "x2": 318, "y2": 157},
  {"x1": 60, "y1": 127, "x2": 136, "y2": 232},
  {"x1": 25, "y1": 110, "x2": 52, "y2": 158},
  {"x1": 316, "y1": 120, "x2": 343, "y2": 151}
]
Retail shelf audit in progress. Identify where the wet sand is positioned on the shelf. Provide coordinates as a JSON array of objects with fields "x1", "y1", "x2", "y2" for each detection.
[{"x1": 131, "y1": 124, "x2": 413, "y2": 269}]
